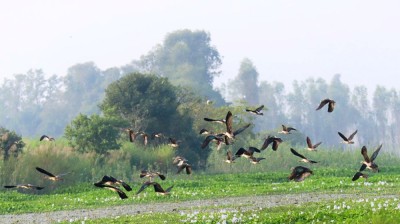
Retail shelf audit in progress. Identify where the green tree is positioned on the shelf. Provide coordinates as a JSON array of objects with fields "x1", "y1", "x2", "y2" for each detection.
[
  {"x1": 134, "y1": 29, "x2": 225, "y2": 105},
  {"x1": 0, "y1": 127, "x2": 25, "y2": 161},
  {"x1": 64, "y1": 114, "x2": 127, "y2": 154},
  {"x1": 228, "y1": 58, "x2": 259, "y2": 105}
]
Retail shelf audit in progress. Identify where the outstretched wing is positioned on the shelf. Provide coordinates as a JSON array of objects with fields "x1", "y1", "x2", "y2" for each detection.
[
  {"x1": 316, "y1": 99, "x2": 330, "y2": 110},
  {"x1": 290, "y1": 148, "x2": 307, "y2": 160},
  {"x1": 370, "y1": 144, "x2": 382, "y2": 162},
  {"x1": 348, "y1": 130, "x2": 358, "y2": 141},
  {"x1": 136, "y1": 182, "x2": 152, "y2": 195},
  {"x1": 338, "y1": 132, "x2": 348, "y2": 141},
  {"x1": 328, "y1": 100, "x2": 335, "y2": 112},
  {"x1": 225, "y1": 111, "x2": 233, "y2": 134},
  {"x1": 306, "y1": 137, "x2": 313, "y2": 148},
  {"x1": 361, "y1": 146, "x2": 370, "y2": 163},
  {"x1": 255, "y1": 105, "x2": 264, "y2": 112},
  {"x1": 233, "y1": 123, "x2": 251, "y2": 136},
  {"x1": 36, "y1": 167, "x2": 56, "y2": 178}
]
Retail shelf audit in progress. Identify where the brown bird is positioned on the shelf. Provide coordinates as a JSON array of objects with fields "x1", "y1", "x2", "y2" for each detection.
[
  {"x1": 249, "y1": 156, "x2": 266, "y2": 164},
  {"x1": 176, "y1": 159, "x2": 192, "y2": 175},
  {"x1": 168, "y1": 137, "x2": 181, "y2": 148},
  {"x1": 94, "y1": 183, "x2": 128, "y2": 199},
  {"x1": 136, "y1": 181, "x2": 174, "y2": 195},
  {"x1": 278, "y1": 125, "x2": 297, "y2": 134},
  {"x1": 290, "y1": 148, "x2": 318, "y2": 163},
  {"x1": 94, "y1": 175, "x2": 132, "y2": 191},
  {"x1": 245, "y1": 105, "x2": 264, "y2": 115},
  {"x1": 4, "y1": 184, "x2": 44, "y2": 190},
  {"x1": 316, "y1": 98, "x2": 335, "y2": 112},
  {"x1": 288, "y1": 166, "x2": 313, "y2": 182},
  {"x1": 223, "y1": 111, "x2": 251, "y2": 143},
  {"x1": 352, "y1": 172, "x2": 368, "y2": 181},
  {"x1": 306, "y1": 136, "x2": 322, "y2": 151},
  {"x1": 261, "y1": 135, "x2": 283, "y2": 151},
  {"x1": 140, "y1": 170, "x2": 166, "y2": 181},
  {"x1": 36, "y1": 167, "x2": 70, "y2": 181},
  {"x1": 360, "y1": 144, "x2": 382, "y2": 172},
  {"x1": 40, "y1": 135, "x2": 55, "y2": 141},
  {"x1": 235, "y1": 147, "x2": 261, "y2": 158},
  {"x1": 338, "y1": 130, "x2": 358, "y2": 144}
]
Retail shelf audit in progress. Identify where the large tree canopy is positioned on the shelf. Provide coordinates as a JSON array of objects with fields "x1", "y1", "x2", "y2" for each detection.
[{"x1": 134, "y1": 29, "x2": 225, "y2": 105}]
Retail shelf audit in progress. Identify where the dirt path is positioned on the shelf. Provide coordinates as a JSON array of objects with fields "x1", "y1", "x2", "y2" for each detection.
[{"x1": 1, "y1": 193, "x2": 397, "y2": 223}]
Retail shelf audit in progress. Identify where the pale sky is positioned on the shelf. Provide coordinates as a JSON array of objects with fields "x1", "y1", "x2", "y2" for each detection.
[{"x1": 1, "y1": 0, "x2": 400, "y2": 93}]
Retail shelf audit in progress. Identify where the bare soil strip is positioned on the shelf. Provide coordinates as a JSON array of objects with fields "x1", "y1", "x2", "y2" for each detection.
[{"x1": 1, "y1": 193, "x2": 397, "y2": 223}]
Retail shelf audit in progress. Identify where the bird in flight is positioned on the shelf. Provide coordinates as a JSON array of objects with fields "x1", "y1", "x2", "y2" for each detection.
[
  {"x1": 316, "y1": 98, "x2": 335, "y2": 112},
  {"x1": 290, "y1": 148, "x2": 318, "y2": 164},
  {"x1": 36, "y1": 167, "x2": 70, "y2": 181},
  {"x1": 94, "y1": 182, "x2": 128, "y2": 199},
  {"x1": 306, "y1": 136, "x2": 322, "y2": 151},
  {"x1": 278, "y1": 125, "x2": 297, "y2": 134},
  {"x1": 40, "y1": 135, "x2": 55, "y2": 141},
  {"x1": 136, "y1": 181, "x2": 174, "y2": 195},
  {"x1": 288, "y1": 166, "x2": 313, "y2": 182},
  {"x1": 359, "y1": 144, "x2": 382, "y2": 172},
  {"x1": 338, "y1": 130, "x2": 358, "y2": 144},
  {"x1": 94, "y1": 175, "x2": 132, "y2": 191},
  {"x1": 140, "y1": 170, "x2": 166, "y2": 182},
  {"x1": 4, "y1": 184, "x2": 44, "y2": 190},
  {"x1": 261, "y1": 135, "x2": 283, "y2": 151},
  {"x1": 245, "y1": 105, "x2": 264, "y2": 115},
  {"x1": 351, "y1": 172, "x2": 368, "y2": 181}
]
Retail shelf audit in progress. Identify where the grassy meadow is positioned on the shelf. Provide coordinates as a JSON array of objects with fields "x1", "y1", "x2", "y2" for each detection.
[{"x1": 1, "y1": 139, "x2": 400, "y2": 223}]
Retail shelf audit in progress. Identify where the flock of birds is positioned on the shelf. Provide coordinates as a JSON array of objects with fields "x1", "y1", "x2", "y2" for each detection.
[
  {"x1": 3, "y1": 98, "x2": 383, "y2": 199},
  {"x1": 199, "y1": 98, "x2": 382, "y2": 182}
]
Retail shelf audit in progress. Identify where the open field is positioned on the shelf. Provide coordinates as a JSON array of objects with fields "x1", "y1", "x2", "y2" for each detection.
[{"x1": 1, "y1": 167, "x2": 400, "y2": 223}]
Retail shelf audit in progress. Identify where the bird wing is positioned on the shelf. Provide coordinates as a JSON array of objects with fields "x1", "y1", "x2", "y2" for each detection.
[
  {"x1": 225, "y1": 111, "x2": 233, "y2": 134},
  {"x1": 287, "y1": 127, "x2": 296, "y2": 132},
  {"x1": 4, "y1": 185, "x2": 17, "y2": 188},
  {"x1": 359, "y1": 163, "x2": 367, "y2": 172},
  {"x1": 352, "y1": 172, "x2": 362, "y2": 181},
  {"x1": 248, "y1": 147, "x2": 261, "y2": 153},
  {"x1": 281, "y1": 124, "x2": 287, "y2": 131},
  {"x1": 306, "y1": 137, "x2": 313, "y2": 148},
  {"x1": 348, "y1": 130, "x2": 358, "y2": 141},
  {"x1": 316, "y1": 99, "x2": 330, "y2": 110},
  {"x1": 165, "y1": 185, "x2": 174, "y2": 193},
  {"x1": 261, "y1": 136, "x2": 273, "y2": 150},
  {"x1": 313, "y1": 142, "x2": 322, "y2": 149},
  {"x1": 128, "y1": 130, "x2": 135, "y2": 142},
  {"x1": 121, "y1": 182, "x2": 132, "y2": 191},
  {"x1": 370, "y1": 144, "x2": 382, "y2": 162},
  {"x1": 233, "y1": 123, "x2": 251, "y2": 136},
  {"x1": 290, "y1": 148, "x2": 307, "y2": 160},
  {"x1": 185, "y1": 165, "x2": 192, "y2": 175},
  {"x1": 201, "y1": 135, "x2": 216, "y2": 149},
  {"x1": 39, "y1": 135, "x2": 48, "y2": 141},
  {"x1": 338, "y1": 132, "x2": 348, "y2": 141},
  {"x1": 255, "y1": 105, "x2": 264, "y2": 112},
  {"x1": 152, "y1": 182, "x2": 165, "y2": 193},
  {"x1": 235, "y1": 147, "x2": 246, "y2": 157},
  {"x1": 36, "y1": 167, "x2": 56, "y2": 177},
  {"x1": 157, "y1": 173, "x2": 166, "y2": 180},
  {"x1": 136, "y1": 182, "x2": 152, "y2": 194},
  {"x1": 272, "y1": 138, "x2": 282, "y2": 151},
  {"x1": 361, "y1": 146, "x2": 370, "y2": 163}
]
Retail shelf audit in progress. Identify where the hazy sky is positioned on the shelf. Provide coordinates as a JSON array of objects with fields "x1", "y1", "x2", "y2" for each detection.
[{"x1": 1, "y1": 0, "x2": 400, "y2": 93}]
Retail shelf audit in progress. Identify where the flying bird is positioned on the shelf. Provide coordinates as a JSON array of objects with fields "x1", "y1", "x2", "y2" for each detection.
[
  {"x1": 234, "y1": 147, "x2": 261, "y2": 159},
  {"x1": 290, "y1": 148, "x2": 317, "y2": 164},
  {"x1": 338, "y1": 130, "x2": 358, "y2": 144},
  {"x1": 261, "y1": 135, "x2": 283, "y2": 151},
  {"x1": 316, "y1": 98, "x2": 336, "y2": 112},
  {"x1": 201, "y1": 134, "x2": 225, "y2": 149},
  {"x1": 40, "y1": 135, "x2": 55, "y2": 141},
  {"x1": 359, "y1": 144, "x2": 382, "y2": 172},
  {"x1": 278, "y1": 125, "x2": 297, "y2": 134},
  {"x1": 4, "y1": 184, "x2": 44, "y2": 190},
  {"x1": 223, "y1": 111, "x2": 251, "y2": 143},
  {"x1": 140, "y1": 170, "x2": 166, "y2": 181},
  {"x1": 352, "y1": 172, "x2": 368, "y2": 181},
  {"x1": 94, "y1": 183, "x2": 128, "y2": 199},
  {"x1": 288, "y1": 166, "x2": 313, "y2": 182},
  {"x1": 249, "y1": 157, "x2": 266, "y2": 164},
  {"x1": 245, "y1": 105, "x2": 264, "y2": 115},
  {"x1": 176, "y1": 160, "x2": 192, "y2": 175},
  {"x1": 168, "y1": 138, "x2": 181, "y2": 148},
  {"x1": 136, "y1": 181, "x2": 174, "y2": 195},
  {"x1": 35, "y1": 167, "x2": 70, "y2": 181},
  {"x1": 95, "y1": 175, "x2": 132, "y2": 191},
  {"x1": 306, "y1": 136, "x2": 322, "y2": 151}
]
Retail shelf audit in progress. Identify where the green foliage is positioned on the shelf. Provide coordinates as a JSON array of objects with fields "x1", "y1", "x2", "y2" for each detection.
[
  {"x1": 0, "y1": 127, "x2": 25, "y2": 161},
  {"x1": 64, "y1": 114, "x2": 127, "y2": 154}
]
